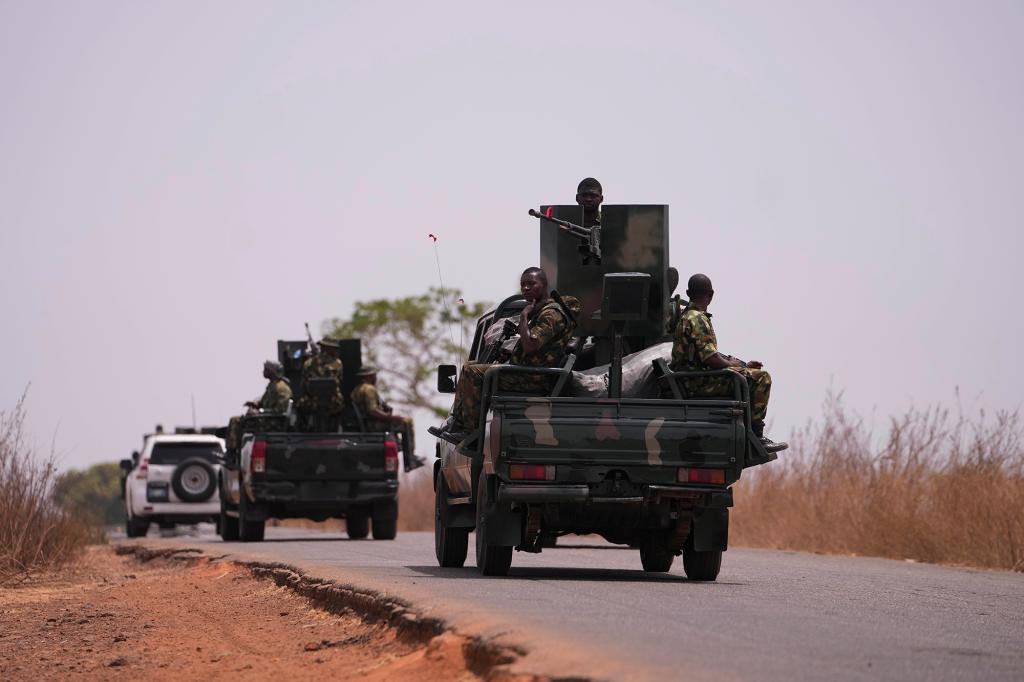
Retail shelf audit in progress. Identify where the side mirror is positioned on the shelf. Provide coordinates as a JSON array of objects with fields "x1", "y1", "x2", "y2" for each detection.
[
  {"x1": 119, "y1": 458, "x2": 134, "y2": 472},
  {"x1": 437, "y1": 365, "x2": 457, "y2": 394}
]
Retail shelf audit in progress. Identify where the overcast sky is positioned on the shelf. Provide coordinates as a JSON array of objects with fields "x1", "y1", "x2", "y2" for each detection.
[{"x1": 2, "y1": 1, "x2": 1022, "y2": 470}]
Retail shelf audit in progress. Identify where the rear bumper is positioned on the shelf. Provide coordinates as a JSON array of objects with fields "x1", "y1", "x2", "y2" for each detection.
[
  {"x1": 250, "y1": 478, "x2": 398, "y2": 505},
  {"x1": 496, "y1": 483, "x2": 732, "y2": 508},
  {"x1": 131, "y1": 501, "x2": 219, "y2": 521}
]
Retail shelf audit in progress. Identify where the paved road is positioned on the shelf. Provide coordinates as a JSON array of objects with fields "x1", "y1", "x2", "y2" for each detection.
[{"x1": 131, "y1": 530, "x2": 1024, "y2": 681}]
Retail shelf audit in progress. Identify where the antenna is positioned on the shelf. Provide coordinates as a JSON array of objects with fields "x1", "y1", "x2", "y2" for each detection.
[{"x1": 190, "y1": 394, "x2": 197, "y2": 430}]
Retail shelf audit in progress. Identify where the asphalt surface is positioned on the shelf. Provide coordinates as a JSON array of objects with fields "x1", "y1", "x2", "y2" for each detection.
[{"x1": 130, "y1": 529, "x2": 1024, "y2": 681}]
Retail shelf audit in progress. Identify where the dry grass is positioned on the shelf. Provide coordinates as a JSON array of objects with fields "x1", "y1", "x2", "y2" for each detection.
[
  {"x1": 0, "y1": 393, "x2": 91, "y2": 584},
  {"x1": 732, "y1": 393, "x2": 1024, "y2": 571}
]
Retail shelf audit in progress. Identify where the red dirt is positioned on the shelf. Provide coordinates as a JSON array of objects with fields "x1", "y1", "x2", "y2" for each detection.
[{"x1": 0, "y1": 546, "x2": 514, "y2": 681}]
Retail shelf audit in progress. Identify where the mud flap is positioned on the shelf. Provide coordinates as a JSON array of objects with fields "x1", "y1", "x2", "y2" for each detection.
[
  {"x1": 692, "y1": 507, "x2": 728, "y2": 552},
  {"x1": 483, "y1": 484, "x2": 523, "y2": 546}
]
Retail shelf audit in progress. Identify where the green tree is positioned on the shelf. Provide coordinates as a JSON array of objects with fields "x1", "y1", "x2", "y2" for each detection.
[
  {"x1": 52, "y1": 462, "x2": 123, "y2": 526},
  {"x1": 323, "y1": 287, "x2": 489, "y2": 417}
]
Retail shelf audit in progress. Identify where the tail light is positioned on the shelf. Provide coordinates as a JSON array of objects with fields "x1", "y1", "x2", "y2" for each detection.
[
  {"x1": 135, "y1": 458, "x2": 149, "y2": 479},
  {"x1": 251, "y1": 440, "x2": 267, "y2": 474},
  {"x1": 509, "y1": 464, "x2": 555, "y2": 481},
  {"x1": 678, "y1": 467, "x2": 725, "y2": 485},
  {"x1": 384, "y1": 440, "x2": 399, "y2": 473}
]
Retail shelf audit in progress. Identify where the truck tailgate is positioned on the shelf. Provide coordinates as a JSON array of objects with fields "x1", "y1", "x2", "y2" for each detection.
[
  {"x1": 495, "y1": 397, "x2": 744, "y2": 468},
  {"x1": 262, "y1": 432, "x2": 389, "y2": 480}
]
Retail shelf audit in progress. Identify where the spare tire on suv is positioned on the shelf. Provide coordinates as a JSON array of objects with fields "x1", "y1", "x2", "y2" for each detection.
[{"x1": 171, "y1": 457, "x2": 217, "y2": 503}]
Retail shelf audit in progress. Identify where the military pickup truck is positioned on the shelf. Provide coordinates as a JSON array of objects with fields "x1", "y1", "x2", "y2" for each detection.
[
  {"x1": 217, "y1": 339, "x2": 400, "y2": 542},
  {"x1": 432, "y1": 205, "x2": 783, "y2": 579}
]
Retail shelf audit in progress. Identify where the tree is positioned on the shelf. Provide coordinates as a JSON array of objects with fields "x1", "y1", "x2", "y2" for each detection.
[
  {"x1": 323, "y1": 287, "x2": 489, "y2": 418},
  {"x1": 52, "y1": 462, "x2": 123, "y2": 526}
]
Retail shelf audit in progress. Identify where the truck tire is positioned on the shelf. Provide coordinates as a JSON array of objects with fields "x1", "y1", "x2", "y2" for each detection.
[
  {"x1": 125, "y1": 514, "x2": 149, "y2": 538},
  {"x1": 346, "y1": 509, "x2": 369, "y2": 540},
  {"x1": 682, "y1": 533, "x2": 722, "y2": 581},
  {"x1": 474, "y1": 472, "x2": 512, "y2": 576},
  {"x1": 435, "y1": 474, "x2": 468, "y2": 567},
  {"x1": 171, "y1": 458, "x2": 216, "y2": 503},
  {"x1": 639, "y1": 533, "x2": 674, "y2": 572},
  {"x1": 219, "y1": 492, "x2": 239, "y2": 541},
  {"x1": 372, "y1": 499, "x2": 398, "y2": 540},
  {"x1": 238, "y1": 481, "x2": 265, "y2": 543}
]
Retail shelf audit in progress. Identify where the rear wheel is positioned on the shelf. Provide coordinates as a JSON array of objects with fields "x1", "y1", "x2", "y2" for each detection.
[
  {"x1": 238, "y1": 479, "x2": 265, "y2": 543},
  {"x1": 346, "y1": 508, "x2": 369, "y2": 540},
  {"x1": 372, "y1": 499, "x2": 398, "y2": 540},
  {"x1": 219, "y1": 488, "x2": 239, "y2": 541},
  {"x1": 435, "y1": 473, "x2": 468, "y2": 567},
  {"x1": 639, "y1": 532, "x2": 674, "y2": 572},
  {"x1": 125, "y1": 514, "x2": 149, "y2": 538},
  {"x1": 474, "y1": 472, "x2": 512, "y2": 576},
  {"x1": 682, "y1": 533, "x2": 722, "y2": 581}
]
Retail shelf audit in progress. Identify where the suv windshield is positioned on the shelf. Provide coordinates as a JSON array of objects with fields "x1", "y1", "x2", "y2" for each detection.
[{"x1": 150, "y1": 442, "x2": 223, "y2": 465}]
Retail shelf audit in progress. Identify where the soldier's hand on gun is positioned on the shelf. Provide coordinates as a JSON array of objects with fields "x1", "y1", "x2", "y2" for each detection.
[{"x1": 243, "y1": 400, "x2": 258, "y2": 408}]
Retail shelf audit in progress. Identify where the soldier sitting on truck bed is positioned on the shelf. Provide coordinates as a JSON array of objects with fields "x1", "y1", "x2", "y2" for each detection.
[
  {"x1": 227, "y1": 360, "x2": 293, "y2": 452},
  {"x1": 669, "y1": 273, "x2": 776, "y2": 444},
  {"x1": 350, "y1": 366, "x2": 425, "y2": 472},
  {"x1": 296, "y1": 337, "x2": 345, "y2": 428},
  {"x1": 432, "y1": 267, "x2": 581, "y2": 444}
]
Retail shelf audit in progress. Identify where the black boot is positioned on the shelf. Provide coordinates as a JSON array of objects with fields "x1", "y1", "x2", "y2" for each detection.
[
  {"x1": 405, "y1": 455, "x2": 427, "y2": 472},
  {"x1": 752, "y1": 421, "x2": 765, "y2": 439}
]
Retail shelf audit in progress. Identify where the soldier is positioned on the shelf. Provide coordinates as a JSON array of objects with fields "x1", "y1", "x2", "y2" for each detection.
[
  {"x1": 669, "y1": 273, "x2": 776, "y2": 443},
  {"x1": 576, "y1": 177, "x2": 603, "y2": 228},
  {"x1": 245, "y1": 361, "x2": 293, "y2": 413},
  {"x1": 297, "y1": 337, "x2": 345, "y2": 424},
  {"x1": 228, "y1": 360, "x2": 293, "y2": 452},
  {"x1": 432, "y1": 267, "x2": 581, "y2": 443},
  {"x1": 350, "y1": 366, "x2": 425, "y2": 471}
]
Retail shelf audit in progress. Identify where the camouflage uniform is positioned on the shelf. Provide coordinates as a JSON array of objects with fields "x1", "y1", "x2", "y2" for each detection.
[
  {"x1": 258, "y1": 377, "x2": 292, "y2": 412},
  {"x1": 227, "y1": 378, "x2": 292, "y2": 452},
  {"x1": 297, "y1": 354, "x2": 345, "y2": 415},
  {"x1": 669, "y1": 305, "x2": 771, "y2": 423},
  {"x1": 350, "y1": 382, "x2": 416, "y2": 460},
  {"x1": 451, "y1": 297, "x2": 580, "y2": 432}
]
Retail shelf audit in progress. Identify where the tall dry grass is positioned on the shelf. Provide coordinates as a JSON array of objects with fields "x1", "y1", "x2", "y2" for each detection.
[
  {"x1": 0, "y1": 393, "x2": 91, "y2": 583},
  {"x1": 732, "y1": 393, "x2": 1024, "y2": 571}
]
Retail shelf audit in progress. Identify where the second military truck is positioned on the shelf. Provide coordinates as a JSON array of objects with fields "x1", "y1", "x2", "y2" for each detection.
[{"x1": 218, "y1": 339, "x2": 400, "y2": 542}]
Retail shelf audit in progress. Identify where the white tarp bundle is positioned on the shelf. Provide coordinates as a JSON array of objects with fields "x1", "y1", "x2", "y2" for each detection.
[{"x1": 568, "y1": 341, "x2": 672, "y2": 399}]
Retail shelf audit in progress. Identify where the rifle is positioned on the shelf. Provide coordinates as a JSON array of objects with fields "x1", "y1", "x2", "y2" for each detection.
[
  {"x1": 528, "y1": 208, "x2": 602, "y2": 265},
  {"x1": 304, "y1": 322, "x2": 319, "y2": 356}
]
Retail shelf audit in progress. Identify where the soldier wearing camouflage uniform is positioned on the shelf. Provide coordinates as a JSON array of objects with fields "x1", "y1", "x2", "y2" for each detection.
[
  {"x1": 227, "y1": 361, "x2": 293, "y2": 452},
  {"x1": 436, "y1": 267, "x2": 581, "y2": 441},
  {"x1": 296, "y1": 337, "x2": 345, "y2": 422},
  {"x1": 350, "y1": 366, "x2": 425, "y2": 471},
  {"x1": 669, "y1": 273, "x2": 774, "y2": 442}
]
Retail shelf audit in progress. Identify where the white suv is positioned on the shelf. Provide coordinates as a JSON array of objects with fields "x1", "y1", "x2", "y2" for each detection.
[{"x1": 123, "y1": 433, "x2": 224, "y2": 537}]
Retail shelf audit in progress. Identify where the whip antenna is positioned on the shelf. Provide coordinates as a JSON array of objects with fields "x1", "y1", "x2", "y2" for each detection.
[{"x1": 428, "y1": 234, "x2": 461, "y2": 365}]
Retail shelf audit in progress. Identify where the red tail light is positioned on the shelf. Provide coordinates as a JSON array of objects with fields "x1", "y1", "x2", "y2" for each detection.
[
  {"x1": 509, "y1": 464, "x2": 555, "y2": 481},
  {"x1": 384, "y1": 440, "x2": 399, "y2": 473},
  {"x1": 678, "y1": 467, "x2": 725, "y2": 485},
  {"x1": 135, "y1": 459, "x2": 149, "y2": 479},
  {"x1": 251, "y1": 440, "x2": 267, "y2": 474}
]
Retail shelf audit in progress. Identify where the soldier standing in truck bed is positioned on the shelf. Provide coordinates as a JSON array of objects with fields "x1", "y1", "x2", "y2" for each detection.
[
  {"x1": 350, "y1": 366, "x2": 425, "y2": 472},
  {"x1": 297, "y1": 337, "x2": 345, "y2": 419},
  {"x1": 576, "y1": 177, "x2": 603, "y2": 228},
  {"x1": 432, "y1": 267, "x2": 581, "y2": 443},
  {"x1": 669, "y1": 273, "x2": 776, "y2": 443}
]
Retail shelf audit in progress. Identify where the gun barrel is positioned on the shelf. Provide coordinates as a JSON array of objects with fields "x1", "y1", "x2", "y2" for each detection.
[{"x1": 528, "y1": 209, "x2": 590, "y2": 237}]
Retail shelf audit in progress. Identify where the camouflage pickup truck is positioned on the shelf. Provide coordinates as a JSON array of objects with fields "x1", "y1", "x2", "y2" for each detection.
[{"x1": 431, "y1": 205, "x2": 783, "y2": 579}]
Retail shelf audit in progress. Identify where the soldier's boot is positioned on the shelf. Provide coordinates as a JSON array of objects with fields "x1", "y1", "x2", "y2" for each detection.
[
  {"x1": 752, "y1": 420, "x2": 788, "y2": 453},
  {"x1": 405, "y1": 454, "x2": 427, "y2": 472}
]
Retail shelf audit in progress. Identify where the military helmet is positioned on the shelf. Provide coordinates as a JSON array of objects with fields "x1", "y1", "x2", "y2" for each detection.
[
  {"x1": 355, "y1": 365, "x2": 379, "y2": 376},
  {"x1": 319, "y1": 337, "x2": 341, "y2": 349}
]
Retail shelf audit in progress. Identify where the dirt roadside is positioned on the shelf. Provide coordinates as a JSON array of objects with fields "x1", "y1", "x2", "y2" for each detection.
[{"x1": 0, "y1": 546, "x2": 543, "y2": 681}]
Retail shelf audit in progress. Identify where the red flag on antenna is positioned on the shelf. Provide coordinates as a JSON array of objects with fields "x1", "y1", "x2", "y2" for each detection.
[
  {"x1": 545, "y1": 206, "x2": 554, "y2": 218},
  {"x1": 428, "y1": 233, "x2": 438, "y2": 242}
]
